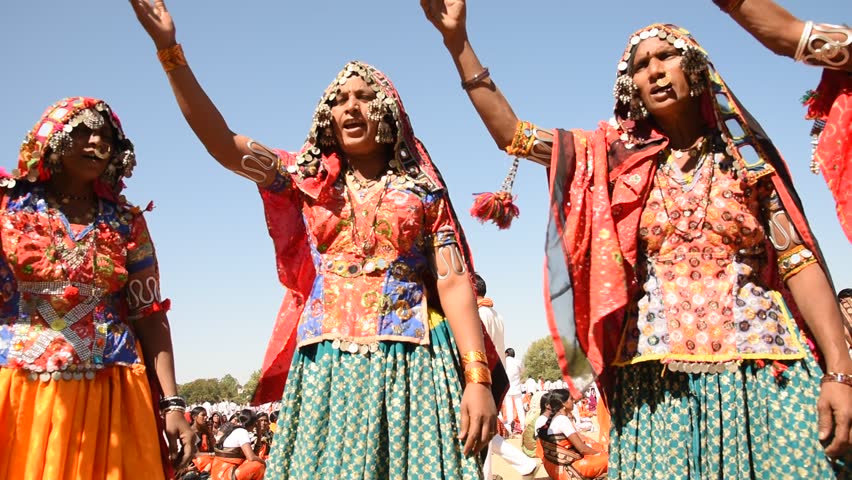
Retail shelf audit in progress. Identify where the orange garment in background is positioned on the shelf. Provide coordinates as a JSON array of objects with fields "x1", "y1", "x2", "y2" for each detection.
[
  {"x1": 210, "y1": 457, "x2": 265, "y2": 480},
  {"x1": 0, "y1": 365, "x2": 164, "y2": 480},
  {"x1": 194, "y1": 454, "x2": 215, "y2": 473},
  {"x1": 538, "y1": 436, "x2": 608, "y2": 480}
]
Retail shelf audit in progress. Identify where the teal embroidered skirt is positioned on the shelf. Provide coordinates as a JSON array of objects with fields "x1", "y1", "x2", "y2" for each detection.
[
  {"x1": 609, "y1": 353, "x2": 850, "y2": 479},
  {"x1": 264, "y1": 317, "x2": 482, "y2": 479}
]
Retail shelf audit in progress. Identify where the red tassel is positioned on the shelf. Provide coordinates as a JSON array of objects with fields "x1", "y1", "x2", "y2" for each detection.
[
  {"x1": 771, "y1": 360, "x2": 789, "y2": 380},
  {"x1": 470, "y1": 191, "x2": 520, "y2": 230}
]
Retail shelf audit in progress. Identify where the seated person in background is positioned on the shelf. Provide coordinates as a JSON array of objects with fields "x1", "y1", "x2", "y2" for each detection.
[
  {"x1": 210, "y1": 409, "x2": 266, "y2": 480},
  {"x1": 538, "y1": 390, "x2": 608, "y2": 480}
]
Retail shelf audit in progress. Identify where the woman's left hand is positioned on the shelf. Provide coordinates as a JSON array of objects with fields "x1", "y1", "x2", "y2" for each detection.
[
  {"x1": 458, "y1": 382, "x2": 497, "y2": 456},
  {"x1": 817, "y1": 381, "x2": 852, "y2": 457},
  {"x1": 165, "y1": 410, "x2": 197, "y2": 469}
]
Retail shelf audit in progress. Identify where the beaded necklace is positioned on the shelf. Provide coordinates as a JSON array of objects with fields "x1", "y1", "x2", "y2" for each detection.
[
  {"x1": 343, "y1": 168, "x2": 392, "y2": 256},
  {"x1": 655, "y1": 143, "x2": 716, "y2": 241}
]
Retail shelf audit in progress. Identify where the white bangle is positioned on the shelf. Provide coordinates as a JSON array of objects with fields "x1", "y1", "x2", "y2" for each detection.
[{"x1": 794, "y1": 21, "x2": 814, "y2": 63}]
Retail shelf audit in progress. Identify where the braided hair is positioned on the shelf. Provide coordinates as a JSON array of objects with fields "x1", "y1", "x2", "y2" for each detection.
[{"x1": 537, "y1": 389, "x2": 571, "y2": 439}]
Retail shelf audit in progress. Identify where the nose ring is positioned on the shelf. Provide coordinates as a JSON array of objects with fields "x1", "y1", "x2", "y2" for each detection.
[{"x1": 655, "y1": 72, "x2": 672, "y2": 88}]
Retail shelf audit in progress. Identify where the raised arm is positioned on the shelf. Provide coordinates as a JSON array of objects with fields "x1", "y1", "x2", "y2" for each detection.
[
  {"x1": 714, "y1": 0, "x2": 851, "y2": 71},
  {"x1": 129, "y1": 0, "x2": 281, "y2": 187},
  {"x1": 421, "y1": 0, "x2": 552, "y2": 166}
]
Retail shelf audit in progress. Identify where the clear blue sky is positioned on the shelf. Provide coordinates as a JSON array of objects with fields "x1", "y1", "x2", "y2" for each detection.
[{"x1": 1, "y1": 1, "x2": 849, "y2": 384}]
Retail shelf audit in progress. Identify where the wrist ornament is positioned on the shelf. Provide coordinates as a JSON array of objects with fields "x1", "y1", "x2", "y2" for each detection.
[
  {"x1": 157, "y1": 43, "x2": 187, "y2": 73},
  {"x1": 159, "y1": 395, "x2": 188, "y2": 414},
  {"x1": 461, "y1": 67, "x2": 490, "y2": 91},
  {"x1": 821, "y1": 372, "x2": 852, "y2": 388},
  {"x1": 461, "y1": 350, "x2": 488, "y2": 367},
  {"x1": 464, "y1": 366, "x2": 492, "y2": 385}
]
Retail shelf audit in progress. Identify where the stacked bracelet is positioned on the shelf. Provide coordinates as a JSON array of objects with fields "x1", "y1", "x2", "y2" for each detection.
[
  {"x1": 461, "y1": 350, "x2": 488, "y2": 366},
  {"x1": 464, "y1": 366, "x2": 492, "y2": 385},
  {"x1": 821, "y1": 372, "x2": 852, "y2": 388},
  {"x1": 461, "y1": 67, "x2": 490, "y2": 91},
  {"x1": 157, "y1": 44, "x2": 188, "y2": 73},
  {"x1": 159, "y1": 395, "x2": 188, "y2": 414}
]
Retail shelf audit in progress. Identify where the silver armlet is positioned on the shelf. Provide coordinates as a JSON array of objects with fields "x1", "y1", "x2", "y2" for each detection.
[
  {"x1": 795, "y1": 22, "x2": 851, "y2": 68},
  {"x1": 235, "y1": 139, "x2": 279, "y2": 183},
  {"x1": 435, "y1": 244, "x2": 467, "y2": 280}
]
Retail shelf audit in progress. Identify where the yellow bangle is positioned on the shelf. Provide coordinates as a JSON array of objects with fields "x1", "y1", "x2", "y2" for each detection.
[
  {"x1": 157, "y1": 44, "x2": 187, "y2": 73},
  {"x1": 464, "y1": 366, "x2": 492, "y2": 385},
  {"x1": 461, "y1": 351, "x2": 488, "y2": 366}
]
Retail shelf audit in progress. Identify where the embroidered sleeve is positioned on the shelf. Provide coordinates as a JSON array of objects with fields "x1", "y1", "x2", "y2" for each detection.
[
  {"x1": 505, "y1": 120, "x2": 554, "y2": 167},
  {"x1": 125, "y1": 215, "x2": 169, "y2": 320},
  {"x1": 425, "y1": 192, "x2": 457, "y2": 248},
  {"x1": 758, "y1": 181, "x2": 817, "y2": 282}
]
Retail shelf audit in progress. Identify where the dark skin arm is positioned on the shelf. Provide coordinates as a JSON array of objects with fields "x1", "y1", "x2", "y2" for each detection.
[
  {"x1": 421, "y1": 0, "x2": 551, "y2": 165},
  {"x1": 433, "y1": 239, "x2": 498, "y2": 456},
  {"x1": 135, "y1": 310, "x2": 196, "y2": 468},
  {"x1": 786, "y1": 265, "x2": 852, "y2": 457},
  {"x1": 130, "y1": 0, "x2": 280, "y2": 187},
  {"x1": 723, "y1": 0, "x2": 852, "y2": 71}
]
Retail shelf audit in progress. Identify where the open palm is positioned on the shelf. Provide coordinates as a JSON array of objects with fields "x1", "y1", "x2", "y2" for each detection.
[{"x1": 129, "y1": 0, "x2": 177, "y2": 49}]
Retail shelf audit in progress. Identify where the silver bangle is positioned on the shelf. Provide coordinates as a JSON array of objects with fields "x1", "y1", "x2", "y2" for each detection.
[
  {"x1": 795, "y1": 22, "x2": 852, "y2": 68},
  {"x1": 794, "y1": 21, "x2": 814, "y2": 63}
]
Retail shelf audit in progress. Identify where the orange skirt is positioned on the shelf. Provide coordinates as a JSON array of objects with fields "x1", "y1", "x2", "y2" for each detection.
[
  {"x1": 0, "y1": 365, "x2": 165, "y2": 480},
  {"x1": 210, "y1": 456, "x2": 265, "y2": 480}
]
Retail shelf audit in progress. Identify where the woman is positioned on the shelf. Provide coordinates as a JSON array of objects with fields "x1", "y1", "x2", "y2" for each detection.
[
  {"x1": 0, "y1": 97, "x2": 195, "y2": 478},
  {"x1": 191, "y1": 406, "x2": 216, "y2": 474},
  {"x1": 537, "y1": 390, "x2": 608, "y2": 480},
  {"x1": 521, "y1": 391, "x2": 549, "y2": 458},
  {"x1": 712, "y1": 0, "x2": 852, "y2": 243},
  {"x1": 129, "y1": 0, "x2": 503, "y2": 478},
  {"x1": 209, "y1": 411, "x2": 223, "y2": 441},
  {"x1": 423, "y1": 1, "x2": 852, "y2": 477},
  {"x1": 210, "y1": 409, "x2": 265, "y2": 480},
  {"x1": 252, "y1": 412, "x2": 272, "y2": 458}
]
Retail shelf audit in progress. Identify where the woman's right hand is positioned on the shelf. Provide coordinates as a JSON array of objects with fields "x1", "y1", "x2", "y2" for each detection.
[
  {"x1": 129, "y1": 0, "x2": 177, "y2": 50},
  {"x1": 420, "y1": 0, "x2": 467, "y2": 47}
]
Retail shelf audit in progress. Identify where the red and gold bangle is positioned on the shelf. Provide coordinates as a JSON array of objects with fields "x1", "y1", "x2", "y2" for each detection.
[
  {"x1": 506, "y1": 121, "x2": 533, "y2": 157},
  {"x1": 821, "y1": 372, "x2": 852, "y2": 388},
  {"x1": 157, "y1": 44, "x2": 188, "y2": 73},
  {"x1": 461, "y1": 350, "x2": 488, "y2": 366},
  {"x1": 464, "y1": 366, "x2": 492, "y2": 385},
  {"x1": 777, "y1": 245, "x2": 817, "y2": 282}
]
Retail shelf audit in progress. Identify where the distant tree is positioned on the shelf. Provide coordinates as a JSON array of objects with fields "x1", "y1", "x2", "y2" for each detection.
[
  {"x1": 522, "y1": 336, "x2": 563, "y2": 381},
  {"x1": 240, "y1": 369, "x2": 262, "y2": 404},
  {"x1": 219, "y1": 374, "x2": 241, "y2": 401},
  {"x1": 179, "y1": 378, "x2": 222, "y2": 404}
]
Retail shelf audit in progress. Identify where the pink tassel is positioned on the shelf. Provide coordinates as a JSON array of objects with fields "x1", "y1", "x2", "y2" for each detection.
[
  {"x1": 470, "y1": 191, "x2": 520, "y2": 229},
  {"x1": 469, "y1": 157, "x2": 521, "y2": 229}
]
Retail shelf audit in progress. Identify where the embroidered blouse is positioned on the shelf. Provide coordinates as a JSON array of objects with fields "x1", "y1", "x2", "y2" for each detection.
[
  {"x1": 512, "y1": 121, "x2": 817, "y2": 369},
  {"x1": 263, "y1": 151, "x2": 457, "y2": 350},
  {"x1": 0, "y1": 184, "x2": 162, "y2": 378}
]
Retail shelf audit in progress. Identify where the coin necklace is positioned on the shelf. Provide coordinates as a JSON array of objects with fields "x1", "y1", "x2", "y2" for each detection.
[
  {"x1": 655, "y1": 143, "x2": 715, "y2": 241},
  {"x1": 344, "y1": 168, "x2": 392, "y2": 256}
]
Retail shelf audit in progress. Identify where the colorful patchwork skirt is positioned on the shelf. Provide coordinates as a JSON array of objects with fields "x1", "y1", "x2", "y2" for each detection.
[
  {"x1": 609, "y1": 353, "x2": 850, "y2": 479},
  {"x1": 264, "y1": 315, "x2": 482, "y2": 479},
  {"x1": 0, "y1": 364, "x2": 165, "y2": 479}
]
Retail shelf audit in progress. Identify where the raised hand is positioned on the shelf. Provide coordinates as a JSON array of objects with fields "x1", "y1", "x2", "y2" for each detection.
[
  {"x1": 420, "y1": 0, "x2": 467, "y2": 46},
  {"x1": 129, "y1": 0, "x2": 177, "y2": 49}
]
